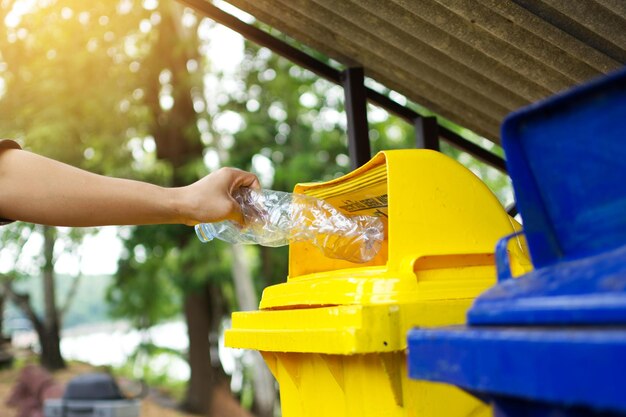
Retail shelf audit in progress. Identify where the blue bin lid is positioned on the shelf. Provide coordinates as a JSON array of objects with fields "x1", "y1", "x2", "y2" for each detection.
[
  {"x1": 466, "y1": 67, "x2": 626, "y2": 326},
  {"x1": 502, "y1": 66, "x2": 626, "y2": 268}
]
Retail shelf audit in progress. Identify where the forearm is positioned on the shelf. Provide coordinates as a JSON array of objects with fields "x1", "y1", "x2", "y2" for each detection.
[{"x1": 0, "y1": 149, "x2": 186, "y2": 227}]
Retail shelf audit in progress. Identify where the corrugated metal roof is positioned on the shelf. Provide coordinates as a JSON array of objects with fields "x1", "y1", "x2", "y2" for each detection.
[{"x1": 223, "y1": 0, "x2": 625, "y2": 143}]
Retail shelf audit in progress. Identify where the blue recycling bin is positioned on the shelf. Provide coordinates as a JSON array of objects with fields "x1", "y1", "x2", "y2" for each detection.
[{"x1": 407, "y1": 66, "x2": 626, "y2": 417}]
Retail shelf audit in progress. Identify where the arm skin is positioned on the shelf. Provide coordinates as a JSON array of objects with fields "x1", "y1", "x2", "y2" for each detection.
[{"x1": 0, "y1": 148, "x2": 260, "y2": 227}]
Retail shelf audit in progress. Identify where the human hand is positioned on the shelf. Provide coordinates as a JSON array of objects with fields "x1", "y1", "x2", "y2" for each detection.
[{"x1": 176, "y1": 167, "x2": 261, "y2": 226}]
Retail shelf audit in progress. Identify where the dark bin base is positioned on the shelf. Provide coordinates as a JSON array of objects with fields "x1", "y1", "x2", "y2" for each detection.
[{"x1": 492, "y1": 396, "x2": 625, "y2": 417}]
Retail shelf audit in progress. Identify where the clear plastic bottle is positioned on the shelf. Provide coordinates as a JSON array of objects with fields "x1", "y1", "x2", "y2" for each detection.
[
  {"x1": 195, "y1": 188, "x2": 384, "y2": 263},
  {"x1": 196, "y1": 220, "x2": 288, "y2": 247}
]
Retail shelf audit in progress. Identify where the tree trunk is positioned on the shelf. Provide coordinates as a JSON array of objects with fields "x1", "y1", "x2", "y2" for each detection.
[
  {"x1": 231, "y1": 245, "x2": 277, "y2": 417},
  {"x1": 1, "y1": 227, "x2": 65, "y2": 371},
  {"x1": 260, "y1": 247, "x2": 274, "y2": 287},
  {"x1": 39, "y1": 324, "x2": 65, "y2": 370},
  {"x1": 206, "y1": 283, "x2": 228, "y2": 381},
  {"x1": 182, "y1": 286, "x2": 213, "y2": 415},
  {"x1": 144, "y1": 2, "x2": 250, "y2": 414},
  {"x1": 145, "y1": 3, "x2": 216, "y2": 412},
  {"x1": 1, "y1": 282, "x2": 59, "y2": 369},
  {"x1": 0, "y1": 292, "x2": 11, "y2": 350},
  {"x1": 40, "y1": 226, "x2": 65, "y2": 370},
  {"x1": 230, "y1": 245, "x2": 258, "y2": 313},
  {"x1": 0, "y1": 293, "x2": 4, "y2": 339}
]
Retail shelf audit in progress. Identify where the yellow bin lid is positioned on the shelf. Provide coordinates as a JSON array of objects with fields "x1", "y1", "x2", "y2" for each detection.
[{"x1": 226, "y1": 150, "x2": 531, "y2": 353}]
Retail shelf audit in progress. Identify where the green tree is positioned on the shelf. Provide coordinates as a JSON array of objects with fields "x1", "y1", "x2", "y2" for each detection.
[
  {"x1": 1, "y1": 1, "x2": 245, "y2": 410},
  {"x1": 0, "y1": 0, "x2": 142, "y2": 370},
  {"x1": 104, "y1": 3, "x2": 246, "y2": 414},
  {"x1": 221, "y1": 42, "x2": 350, "y2": 293}
]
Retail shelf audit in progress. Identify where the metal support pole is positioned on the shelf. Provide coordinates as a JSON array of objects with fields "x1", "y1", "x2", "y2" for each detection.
[
  {"x1": 415, "y1": 116, "x2": 440, "y2": 151},
  {"x1": 342, "y1": 67, "x2": 371, "y2": 169}
]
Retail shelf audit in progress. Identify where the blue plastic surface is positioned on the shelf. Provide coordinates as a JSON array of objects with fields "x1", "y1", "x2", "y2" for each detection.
[
  {"x1": 495, "y1": 232, "x2": 523, "y2": 282},
  {"x1": 407, "y1": 326, "x2": 626, "y2": 414},
  {"x1": 470, "y1": 242, "x2": 626, "y2": 325},
  {"x1": 502, "y1": 66, "x2": 626, "y2": 268},
  {"x1": 468, "y1": 66, "x2": 626, "y2": 326},
  {"x1": 407, "y1": 67, "x2": 626, "y2": 417}
]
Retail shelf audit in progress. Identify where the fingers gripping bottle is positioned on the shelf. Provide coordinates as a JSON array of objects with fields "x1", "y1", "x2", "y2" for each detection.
[{"x1": 195, "y1": 188, "x2": 384, "y2": 263}]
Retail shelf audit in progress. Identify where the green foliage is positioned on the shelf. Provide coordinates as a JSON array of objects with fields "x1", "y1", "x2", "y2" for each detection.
[
  {"x1": 113, "y1": 346, "x2": 187, "y2": 401},
  {"x1": 215, "y1": 43, "x2": 351, "y2": 285},
  {"x1": 0, "y1": 222, "x2": 98, "y2": 331},
  {"x1": 0, "y1": 0, "x2": 177, "y2": 369},
  {"x1": 0, "y1": 0, "x2": 149, "y2": 173},
  {"x1": 101, "y1": 2, "x2": 240, "y2": 332},
  {"x1": 107, "y1": 224, "x2": 236, "y2": 328},
  {"x1": 226, "y1": 45, "x2": 348, "y2": 185},
  {"x1": 108, "y1": 225, "x2": 179, "y2": 329}
]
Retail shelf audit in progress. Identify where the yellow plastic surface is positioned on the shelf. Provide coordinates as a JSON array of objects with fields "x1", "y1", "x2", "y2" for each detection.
[
  {"x1": 260, "y1": 150, "x2": 530, "y2": 310},
  {"x1": 228, "y1": 300, "x2": 475, "y2": 354},
  {"x1": 225, "y1": 150, "x2": 531, "y2": 417},
  {"x1": 261, "y1": 351, "x2": 490, "y2": 417}
]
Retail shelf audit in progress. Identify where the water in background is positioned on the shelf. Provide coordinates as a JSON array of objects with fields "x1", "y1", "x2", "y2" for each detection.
[{"x1": 12, "y1": 320, "x2": 245, "y2": 388}]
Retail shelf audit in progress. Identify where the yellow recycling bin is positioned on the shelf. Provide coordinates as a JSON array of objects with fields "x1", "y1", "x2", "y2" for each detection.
[{"x1": 226, "y1": 150, "x2": 530, "y2": 417}]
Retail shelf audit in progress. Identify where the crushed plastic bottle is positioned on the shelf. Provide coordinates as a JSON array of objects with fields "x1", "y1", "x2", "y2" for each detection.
[{"x1": 195, "y1": 188, "x2": 384, "y2": 263}]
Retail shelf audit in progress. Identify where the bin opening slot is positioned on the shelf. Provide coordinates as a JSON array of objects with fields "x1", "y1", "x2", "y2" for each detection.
[{"x1": 289, "y1": 153, "x2": 389, "y2": 277}]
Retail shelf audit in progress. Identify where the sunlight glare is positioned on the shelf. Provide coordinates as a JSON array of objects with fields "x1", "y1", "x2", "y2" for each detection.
[
  {"x1": 4, "y1": 0, "x2": 35, "y2": 28},
  {"x1": 142, "y1": 0, "x2": 158, "y2": 11}
]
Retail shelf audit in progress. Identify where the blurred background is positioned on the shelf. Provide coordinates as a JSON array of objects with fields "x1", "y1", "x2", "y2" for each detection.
[{"x1": 0, "y1": 0, "x2": 513, "y2": 416}]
